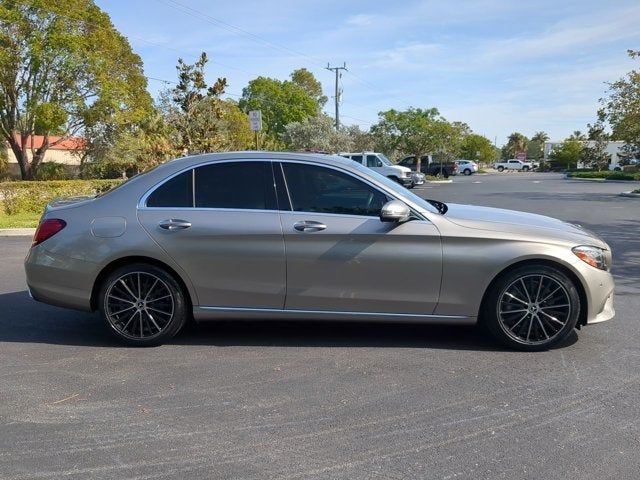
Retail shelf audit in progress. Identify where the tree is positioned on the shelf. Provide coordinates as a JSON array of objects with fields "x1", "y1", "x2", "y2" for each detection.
[
  {"x1": 548, "y1": 138, "x2": 583, "y2": 170},
  {"x1": 461, "y1": 133, "x2": 497, "y2": 163},
  {"x1": 529, "y1": 131, "x2": 549, "y2": 162},
  {"x1": 582, "y1": 122, "x2": 611, "y2": 171},
  {"x1": 505, "y1": 132, "x2": 529, "y2": 158},
  {"x1": 599, "y1": 49, "x2": 640, "y2": 149},
  {"x1": 218, "y1": 100, "x2": 254, "y2": 151},
  {"x1": 569, "y1": 130, "x2": 586, "y2": 141},
  {"x1": 239, "y1": 73, "x2": 320, "y2": 140},
  {"x1": 344, "y1": 125, "x2": 375, "y2": 152},
  {"x1": 0, "y1": 0, "x2": 152, "y2": 179},
  {"x1": 283, "y1": 114, "x2": 352, "y2": 152},
  {"x1": 290, "y1": 68, "x2": 327, "y2": 108},
  {"x1": 160, "y1": 52, "x2": 229, "y2": 154},
  {"x1": 371, "y1": 107, "x2": 443, "y2": 171}
]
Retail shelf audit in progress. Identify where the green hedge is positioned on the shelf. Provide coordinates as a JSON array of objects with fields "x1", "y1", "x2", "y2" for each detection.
[
  {"x1": 567, "y1": 171, "x2": 640, "y2": 181},
  {"x1": 0, "y1": 179, "x2": 124, "y2": 215}
]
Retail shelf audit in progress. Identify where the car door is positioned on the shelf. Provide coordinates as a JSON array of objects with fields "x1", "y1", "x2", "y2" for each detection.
[
  {"x1": 277, "y1": 161, "x2": 442, "y2": 315},
  {"x1": 137, "y1": 160, "x2": 286, "y2": 309},
  {"x1": 366, "y1": 154, "x2": 384, "y2": 175}
]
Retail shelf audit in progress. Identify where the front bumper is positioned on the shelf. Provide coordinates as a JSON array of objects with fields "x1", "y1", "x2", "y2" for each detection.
[{"x1": 400, "y1": 177, "x2": 413, "y2": 186}]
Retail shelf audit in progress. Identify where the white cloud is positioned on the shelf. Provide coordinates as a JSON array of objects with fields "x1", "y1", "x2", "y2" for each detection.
[
  {"x1": 345, "y1": 14, "x2": 376, "y2": 27},
  {"x1": 479, "y1": 4, "x2": 640, "y2": 62}
]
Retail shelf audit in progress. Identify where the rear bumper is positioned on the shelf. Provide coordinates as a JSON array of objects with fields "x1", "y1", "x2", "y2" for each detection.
[{"x1": 25, "y1": 246, "x2": 98, "y2": 312}]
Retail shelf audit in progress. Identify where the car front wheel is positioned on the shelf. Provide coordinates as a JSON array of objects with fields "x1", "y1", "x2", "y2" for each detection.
[
  {"x1": 497, "y1": 166, "x2": 504, "y2": 172},
  {"x1": 99, "y1": 263, "x2": 189, "y2": 346},
  {"x1": 482, "y1": 265, "x2": 581, "y2": 351}
]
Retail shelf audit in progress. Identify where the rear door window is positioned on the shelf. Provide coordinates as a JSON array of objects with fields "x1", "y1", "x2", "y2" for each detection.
[{"x1": 194, "y1": 161, "x2": 276, "y2": 210}]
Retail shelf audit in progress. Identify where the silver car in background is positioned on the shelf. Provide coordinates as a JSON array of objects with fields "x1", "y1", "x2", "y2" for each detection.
[{"x1": 25, "y1": 152, "x2": 615, "y2": 350}]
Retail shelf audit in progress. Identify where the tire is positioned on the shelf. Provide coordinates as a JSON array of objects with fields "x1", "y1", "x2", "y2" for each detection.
[
  {"x1": 523, "y1": 166, "x2": 530, "y2": 172},
  {"x1": 463, "y1": 169, "x2": 472, "y2": 175},
  {"x1": 497, "y1": 166, "x2": 504, "y2": 172},
  {"x1": 481, "y1": 264, "x2": 581, "y2": 351},
  {"x1": 98, "y1": 263, "x2": 189, "y2": 346}
]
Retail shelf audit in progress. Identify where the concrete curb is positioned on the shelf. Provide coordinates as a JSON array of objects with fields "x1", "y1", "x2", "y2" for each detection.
[
  {"x1": 0, "y1": 228, "x2": 36, "y2": 237},
  {"x1": 620, "y1": 191, "x2": 640, "y2": 198},
  {"x1": 426, "y1": 179, "x2": 453, "y2": 184}
]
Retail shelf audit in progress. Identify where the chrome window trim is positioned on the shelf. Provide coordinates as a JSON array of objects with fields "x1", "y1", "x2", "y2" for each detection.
[
  {"x1": 137, "y1": 157, "x2": 429, "y2": 222},
  {"x1": 138, "y1": 159, "x2": 275, "y2": 210}
]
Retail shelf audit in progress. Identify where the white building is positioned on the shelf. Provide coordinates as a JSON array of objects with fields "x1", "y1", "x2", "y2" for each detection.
[{"x1": 543, "y1": 140, "x2": 635, "y2": 170}]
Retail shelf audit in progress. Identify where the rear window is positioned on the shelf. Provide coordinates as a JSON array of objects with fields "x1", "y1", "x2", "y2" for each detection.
[{"x1": 146, "y1": 170, "x2": 193, "y2": 207}]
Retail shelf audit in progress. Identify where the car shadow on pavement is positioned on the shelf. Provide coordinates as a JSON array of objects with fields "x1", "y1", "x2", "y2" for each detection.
[{"x1": 0, "y1": 290, "x2": 577, "y2": 351}]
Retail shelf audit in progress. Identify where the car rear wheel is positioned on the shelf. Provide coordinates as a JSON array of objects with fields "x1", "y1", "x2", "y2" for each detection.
[
  {"x1": 482, "y1": 265, "x2": 580, "y2": 351},
  {"x1": 497, "y1": 166, "x2": 504, "y2": 172},
  {"x1": 99, "y1": 263, "x2": 188, "y2": 346},
  {"x1": 463, "y1": 169, "x2": 472, "y2": 175},
  {"x1": 523, "y1": 166, "x2": 530, "y2": 172}
]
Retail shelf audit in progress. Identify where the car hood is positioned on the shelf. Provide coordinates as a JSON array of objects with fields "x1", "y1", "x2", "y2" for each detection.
[{"x1": 442, "y1": 203, "x2": 608, "y2": 248}]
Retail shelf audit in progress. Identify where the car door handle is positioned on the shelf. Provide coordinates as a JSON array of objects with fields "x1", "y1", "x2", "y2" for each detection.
[
  {"x1": 293, "y1": 220, "x2": 327, "y2": 232},
  {"x1": 159, "y1": 219, "x2": 192, "y2": 231}
]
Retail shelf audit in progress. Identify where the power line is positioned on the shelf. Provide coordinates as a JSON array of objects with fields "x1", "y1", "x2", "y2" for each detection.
[{"x1": 155, "y1": 0, "x2": 327, "y2": 69}]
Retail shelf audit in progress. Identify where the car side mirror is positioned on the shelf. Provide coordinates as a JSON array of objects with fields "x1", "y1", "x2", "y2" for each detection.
[{"x1": 380, "y1": 200, "x2": 410, "y2": 223}]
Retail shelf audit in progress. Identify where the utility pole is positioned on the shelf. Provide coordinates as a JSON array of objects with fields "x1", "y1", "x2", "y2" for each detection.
[{"x1": 326, "y1": 62, "x2": 347, "y2": 130}]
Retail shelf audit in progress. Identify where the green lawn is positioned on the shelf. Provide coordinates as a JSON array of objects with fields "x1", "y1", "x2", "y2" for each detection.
[{"x1": 0, "y1": 208, "x2": 40, "y2": 229}]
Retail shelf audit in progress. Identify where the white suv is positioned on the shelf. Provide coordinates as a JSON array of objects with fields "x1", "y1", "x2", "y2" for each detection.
[
  {"x1": 455, "y1": 160, "x2": 479, "y2": 175},
  {"x1": 340, "y1": 152, "x2": 413, "y2": 187}
]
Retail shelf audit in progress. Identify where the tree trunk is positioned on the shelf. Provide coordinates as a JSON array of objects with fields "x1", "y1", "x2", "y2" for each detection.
[
  {"x1": 6, "y1": 136, "x2": 49, "y2": 180},
  {"x1": 416, "y1": 154, "x2": 422, "y2": 173}
]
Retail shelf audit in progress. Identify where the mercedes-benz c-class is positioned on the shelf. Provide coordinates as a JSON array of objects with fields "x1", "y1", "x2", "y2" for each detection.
[{"x1": 25, "y1": 152, "x2": 614, "y2": 350}]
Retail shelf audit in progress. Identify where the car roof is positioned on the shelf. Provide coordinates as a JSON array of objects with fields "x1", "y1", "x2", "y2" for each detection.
[{"x1": 156, "y1": 151, "x2": 355, "y2": 172}]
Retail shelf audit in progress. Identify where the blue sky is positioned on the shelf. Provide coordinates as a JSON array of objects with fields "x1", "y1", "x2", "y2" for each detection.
[{"x1": 96, "y1": 0, "x2": 640, "y2": 146}]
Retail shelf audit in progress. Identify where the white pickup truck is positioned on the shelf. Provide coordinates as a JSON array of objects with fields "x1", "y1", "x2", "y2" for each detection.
[{"x1": 494, "y1": 159, "x2": 534, "y2": 172}]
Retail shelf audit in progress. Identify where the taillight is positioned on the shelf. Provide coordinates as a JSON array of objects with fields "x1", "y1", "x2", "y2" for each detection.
[{"x1": 32, "y1": 219, "x2": 67, "y2": 247}]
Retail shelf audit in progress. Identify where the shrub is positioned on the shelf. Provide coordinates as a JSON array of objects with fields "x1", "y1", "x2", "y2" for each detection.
[
  {"x1": 0, "y1": 148, "x2": 9, "y2": 180},
  {"x1": 35, "y1": 162, "x2": 70, "y2": 180},
  {"x1": 0, "y1": 179, "x2": 124, "y2": 215},
  {"x1": 567, "y1": 171, "x2": 639, "y2": 181}
]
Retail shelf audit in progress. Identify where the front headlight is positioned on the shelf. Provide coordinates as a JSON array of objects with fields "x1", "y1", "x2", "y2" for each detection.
[{"x1": 572, "y1": 245, "x2": 608, "y2": 270}]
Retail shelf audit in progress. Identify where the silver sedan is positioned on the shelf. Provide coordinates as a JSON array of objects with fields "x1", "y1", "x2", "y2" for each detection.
[{"x1": 25, "y1": 152, "x2": 615, "y2": 350}]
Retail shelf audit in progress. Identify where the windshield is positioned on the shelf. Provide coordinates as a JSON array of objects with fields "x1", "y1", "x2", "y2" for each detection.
[{"x1": 378, "y1": 154, "x2": 393, "y2": 166}]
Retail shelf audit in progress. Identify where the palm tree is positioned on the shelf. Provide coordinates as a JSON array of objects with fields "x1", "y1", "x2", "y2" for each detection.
[
  {"x1": 506, "y1": 132, "x2": 528, "y2": 158},
  {"x1": 569, "y1": 130, "x2": 586, "y2": 141},
  {"x1": 532, "y1": 131, "x2": 550, "y2": 166}
]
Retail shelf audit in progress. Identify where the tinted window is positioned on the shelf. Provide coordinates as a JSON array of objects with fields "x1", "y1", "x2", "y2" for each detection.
[
  {"x1": 401, "y1": 158, "x2": 416, "y2": 167},
  {"x1": 194, "y1": 161, "x2": 276, "y2": 210},
  {"x1": 366, "y1": 155, "x2": 382, "y2": 167},
  {"x1": 147, "y1": 170, "x2": 193, "y2": 208},
  {"x1": 351, "y1": 155, "x2": 363, "y2": 163},
  {"x1": 282, "y1": 163, "x2": 388, "y2": 216}
]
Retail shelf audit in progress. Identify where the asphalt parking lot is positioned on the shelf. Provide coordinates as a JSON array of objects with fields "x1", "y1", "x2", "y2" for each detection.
[{"x1": 1, "y1": 172, "x2": 639, "y2": 479}]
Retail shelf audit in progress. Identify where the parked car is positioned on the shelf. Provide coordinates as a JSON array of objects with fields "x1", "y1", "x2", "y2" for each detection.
[
  {"x1": 494, "y1": 159, "x2": 534, "y2": 172},
  {"x1": 339, "y1": 152, "x2": 412, "y2": 187},
  {"x1": 455, "y1": 160, "x2": 479, "y2": 175},
  {"x1": 409, "y1": 171, "x2": 426, "y2": 188},
  {"x1": 25, "y1": 152, "x2": 614, "y2": 350},
  {"x1": 398, "y1": 156, "x2": 459, "y2": 178}
]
